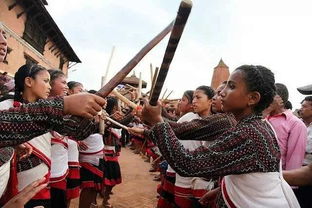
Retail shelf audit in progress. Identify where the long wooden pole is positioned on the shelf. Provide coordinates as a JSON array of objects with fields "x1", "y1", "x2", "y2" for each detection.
[
  {"x1": 149, "y1": 67, "x2": 159, "y2": 98},
  {"x1": 161, "y1": 88, "x2": 168, "y2": 100},
  {"x1": 101, "y1": 46, "x2": 116, "y2": 87},
  {"x1": 96, "y1": 21, "x2": 174, "y2": 98},
  {"x1": 106, "y1": 117, "x2": 128, "y2": 130},
  {"x1": 137, "y1": 72, "x2": 142, "y2": 99},
  {"x1": 149, "y1": 63, "x2": 154, "y2": 86},
  {"x1": 111, "y1": 89, "x2": 138, "y2": 109},
  {"x1": 165, "y1": 90, "x2": 173, "y2": 100},
  {"x1": 149, "y1": 0, "x2": 192, "y2": 105}
]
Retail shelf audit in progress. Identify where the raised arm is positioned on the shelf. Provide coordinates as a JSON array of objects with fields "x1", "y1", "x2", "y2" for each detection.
[
  {"x1": 148, "y1": 122, "x2": 261, "y2": 178},
  {"x1": 283, "y1": 164, "x2": 312, "y2": 186},
  {"x1": 0, "y1": 98, "x2": 65, "y2": 146},
  {"x1": 167, "y1": 113, "x2": 236, "y2": 141},
  {"x1": 141, "y1": 99, "x2": 236, "y2": 142},
  {"x1": 0, "y1": 93, "x2": 106, "y2": 146}
]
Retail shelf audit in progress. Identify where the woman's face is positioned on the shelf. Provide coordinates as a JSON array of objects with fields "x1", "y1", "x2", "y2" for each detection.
[
  {"x1": 68, "y1": 84, "x2": 84, "y2": 95},
  {"x1": 27, "y1": 70, "x2": 51, "y2": 100},
  {"x1": 50, "y1": 75, "x2": 68, "y2": 97},
  {"x1": 192, "y1": 89, "x2": 212, "y2": 117},
  {"x1": 220, "y1": 70, "x2": 251, "y2": 118},
  {"x1": 0, "y1": 28, "x2": 8, "y2": 62},
  {"x1": 211, "y1": 84, "x2": 225, "y2": 113},
  {"x1": 179, "y1": 95, "x2": 193, "y2": 115}
]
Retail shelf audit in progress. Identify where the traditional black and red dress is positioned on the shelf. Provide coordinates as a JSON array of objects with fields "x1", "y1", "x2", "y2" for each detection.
[
  {"x1": 103, "y1": 128, "x2": 122, "y2": 187},
  {"x1": 79, "y1": 133, "x2": 105, "y2": 192}
]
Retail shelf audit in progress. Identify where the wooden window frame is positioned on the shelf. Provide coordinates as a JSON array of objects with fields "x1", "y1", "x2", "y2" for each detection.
[{"x1": 23, "y1": 17, "x2": 47, "y2": 54}]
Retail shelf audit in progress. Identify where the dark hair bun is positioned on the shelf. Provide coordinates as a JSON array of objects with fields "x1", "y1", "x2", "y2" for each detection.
[{"x1": 235, "y1": 65, "x2": 276, "y2": 114}]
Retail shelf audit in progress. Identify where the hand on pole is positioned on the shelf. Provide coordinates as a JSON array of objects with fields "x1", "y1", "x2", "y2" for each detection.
[
  {"x1": 142, "y1": 99, "x2": 163, "y2": 126},
  {"x1": 64, "y1": 93, "x2": 106, "y2": 119},
  {"x1": 127, "y1": 127, "x2": 145, "y2": 137}
]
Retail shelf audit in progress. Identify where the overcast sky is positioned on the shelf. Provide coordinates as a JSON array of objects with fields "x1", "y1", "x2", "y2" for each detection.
[{"x1": 46, "y1": 0, "x2": 312, "y2": 109}]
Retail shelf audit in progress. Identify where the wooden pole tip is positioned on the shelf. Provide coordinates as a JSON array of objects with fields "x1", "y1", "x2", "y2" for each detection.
[{"x1": 181, "y1": 0, "x2": 193, "y2": 7}]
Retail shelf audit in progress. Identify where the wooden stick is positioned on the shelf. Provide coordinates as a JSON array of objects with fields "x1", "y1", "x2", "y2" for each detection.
[
  {"x1": 137, "y1": 72, "x2": 142, "y2": 99},
  {"x1": 106, "y1": 117, "x2": 128, "y2": 130},
  {"x1": 96, "y1": 21, "x2": 174, "y2": 98},
  {"x1": 165, "y1": 90, "x2": 173, "y2": 100},
  {"x1": 161, "y1": 88, "x2": 168, "y2": 100},
  {"x1": 149, "y1": 0, "x2": 192, "y2": 105},
  {"x1": 151, "y1": 155, "x2": 162, "y2": 165},
  {"x1": 101, "y1": 46, "x2": 116, "y2": 87},
  {"x1": 125, "y1": 84, "x2": 137, "y2": 90},
  {"x1": 149, "y1": 63, "x2": 154, "y2": 86},
  {"x1": 99, "y1": 47, "x2": 114, "y2": 133},
  {"x1": 111, "y1": 89, "x2": 138, "y2": 109},
  {"x1": 150, "y1": 67, "x2": 159, "y2": 98},
  {"x1": 139, "y1": 138, "x2": 148, "y2": 156},
  {"x1": 99, "y1": 110, "x2": 105, "y2": 135}
]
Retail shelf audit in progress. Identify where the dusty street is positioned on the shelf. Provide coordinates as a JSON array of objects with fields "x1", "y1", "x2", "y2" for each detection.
[{"x1": 71, "y1": 147, "x2": 159, "y2": 208}]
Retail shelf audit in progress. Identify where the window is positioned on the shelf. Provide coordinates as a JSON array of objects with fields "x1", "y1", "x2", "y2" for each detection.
[
  {"x1": 23, "y1": 17, "x2": 47, "y2": 54},
  {"x1": 24, "y1": 54, "x2": 38, "y2": 65}
]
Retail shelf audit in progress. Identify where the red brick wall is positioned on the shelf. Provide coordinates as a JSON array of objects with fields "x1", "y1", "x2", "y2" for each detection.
[{"x1": 0, "y1": 0, "x2": 69, "y2": 76}]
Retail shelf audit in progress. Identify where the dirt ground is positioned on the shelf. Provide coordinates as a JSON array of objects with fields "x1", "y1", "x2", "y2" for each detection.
[{"x1": 71, "y1": 147, "x2": 159, "y2": 208}]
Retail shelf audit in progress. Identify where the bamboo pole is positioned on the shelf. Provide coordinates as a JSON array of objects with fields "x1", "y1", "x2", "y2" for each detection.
[
  {"x1": 106, "y1": 117, "x2": 128, "y2": 130},
  {"x1": 165, "y1": 90, "x2": 173, "y2": 100},
  {"x1": 101, "y1": 46, "x2": 115, "y2": 87},
  {"x1": 125, "y1": 84, "x2": 137, "y2": 90},
  {"x1": 149, "y1": 67, "x2": 159, "y2": 98},
  {"x1": 137, "y1": 72, "x2": 142, "y2": 99},
  {"x1": 149, "y1": 63, "x2": 154, "y2": 86},
  {"x1": 111, "y1": 89, "x2": 138, "y2": 109},
  {"x1": 161, "y1": 88, "x2": 168, "y2": 100}
]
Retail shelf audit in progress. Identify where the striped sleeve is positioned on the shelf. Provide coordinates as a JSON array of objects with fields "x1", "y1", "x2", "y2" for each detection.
[
  {"x1": 167, "y1": 113, "x2": 236, "y2": 141},
  {"x1": 0, "y1": 97, "x2": 65, "y2": 146},
  {"x1": 149, "y1": 117, "x2": 279, "y2": 178}
]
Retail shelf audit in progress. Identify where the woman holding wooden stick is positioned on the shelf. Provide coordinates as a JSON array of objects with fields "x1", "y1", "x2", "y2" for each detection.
[{"x1": 139, "y1": 65, "x2": 300, "y2": 207}]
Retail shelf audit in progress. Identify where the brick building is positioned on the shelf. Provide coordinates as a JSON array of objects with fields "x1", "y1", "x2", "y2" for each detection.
[{"x1": 0, "y1": 0, "x2": 80, "y2": 76}]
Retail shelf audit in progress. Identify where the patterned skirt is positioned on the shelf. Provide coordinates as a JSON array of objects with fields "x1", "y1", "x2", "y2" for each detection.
[
  {"x1": 157, "y1": 171, "x2": 176, "y2": 208},
  {"x1": 80, "y1": 159, "x2": 105, "y2": 192},
  {"x1": 66, "y1": 162, "x2": 80, "y2": 200},
  {"x1": 24, "y1": 199, "x2": 51, "y2": 208},
  {"x1": 103, "y1": 150, "x2": 122, "y2": 186}
]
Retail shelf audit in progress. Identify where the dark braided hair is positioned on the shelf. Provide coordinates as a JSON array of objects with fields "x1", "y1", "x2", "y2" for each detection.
[
  {"x1": 14, "y1": 64, "x2": 47, "y2": 102},
  {"x1": 67, "y1": 81, "x2": 82, "y2": 90},
  {"x1": 182, "y1": 90, "x2": 194, "y2": 104},
  {"x1": 48, "y1": 69, "x2": 65, "y2": 83},
  {"x1": 106, "y1": 96, "x2": 118, "y2": 115},
  {"x1": 88, "y1": 89, "x2": 97, "y2": 94},
  {"x1": 196, "y1": 85, "x2": 215, "y2": 99},
  {"x1": 235, "y1": 65, "x2": 276, "y2": 114},
  {"x1": 284, "y1": 101, "x2": 292, "y2": 110}
]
